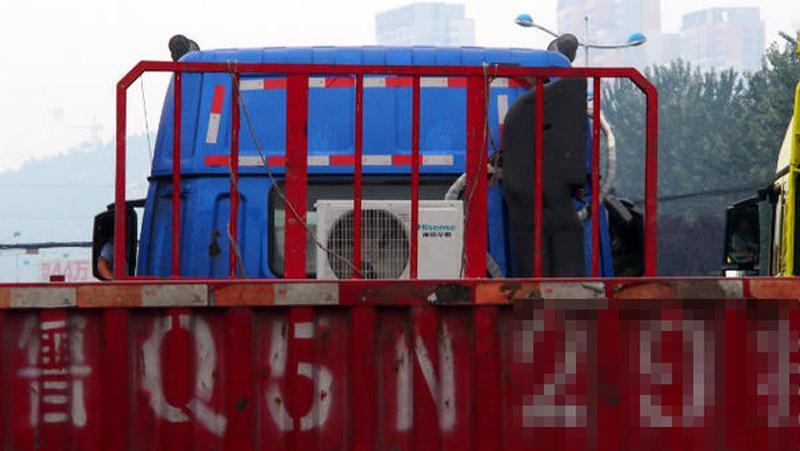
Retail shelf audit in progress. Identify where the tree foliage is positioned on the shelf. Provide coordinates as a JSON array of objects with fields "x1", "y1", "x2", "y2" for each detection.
[{"x1": 602, "y1": 40, "x2": 800, "y2": 274}]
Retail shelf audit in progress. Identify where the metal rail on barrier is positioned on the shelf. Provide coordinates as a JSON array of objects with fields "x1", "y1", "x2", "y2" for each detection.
[{"x1": 114, "y1": 62, "x2": 658, "y2": 280}]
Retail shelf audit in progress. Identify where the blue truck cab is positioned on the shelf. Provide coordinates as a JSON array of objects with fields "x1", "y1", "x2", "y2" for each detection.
[{"x1": 126, "y1": 46, "x2": 622, "y2": 279}]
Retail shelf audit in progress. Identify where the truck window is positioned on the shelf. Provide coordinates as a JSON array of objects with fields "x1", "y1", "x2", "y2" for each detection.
[{"x1": 269, "y1": 178, "x2": 451, "y2": 277}]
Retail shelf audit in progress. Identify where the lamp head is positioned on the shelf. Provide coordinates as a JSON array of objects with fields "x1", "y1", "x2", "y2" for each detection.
[
  {"x1": 626, "y1": 32, "x2": 647, "y2": 46},
  {"x1": 515, "y1": 13, "x2": 534, "y2": 28}
]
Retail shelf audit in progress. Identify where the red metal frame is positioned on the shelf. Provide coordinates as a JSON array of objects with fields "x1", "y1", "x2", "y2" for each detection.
[
  {"x1": 171, "y1": 72, "x2": 182, "y2": 277},
  {"x1": 352, "y1": 75, "x2": 364, "y2": 279},
  {"x1": 229, "y1": 72, "x2": 241, "y2": 277},
  {"x1": 115, "y1": 62, "x2": 659, "y2": 280},
  {"x1": 591, "y1": 77, "x2": 602, "y2": 277},
  {"x1": 534, "y1": 77, "x2": 545, "y2": 278}
]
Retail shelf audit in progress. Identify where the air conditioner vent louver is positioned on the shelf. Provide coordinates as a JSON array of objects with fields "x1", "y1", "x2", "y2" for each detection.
[
  {"x1": 316, "y1": 200, "x2": 463, "y2": 279},
  {"x1": 326, "y1": 209, "x2": 410, "y2": 279}
]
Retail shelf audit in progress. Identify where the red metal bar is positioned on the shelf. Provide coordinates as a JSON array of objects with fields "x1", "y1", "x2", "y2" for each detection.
[
  {"x1": 591, "y1": 78, "x2": 601, "y2": 277},
  {"x1": 534, "y1": 77, "x2": 544, "y2": 278},
  {"x1": 353, "y1": 75, "x2": 363, "y2": 279},
  {"x1": 171, "y1": 72, "x2": 182, "y2": 277},
  {"x1": 410, "y1": 76, "x2": 420, "y2": 279},
  {"x1": 119, "y1": 61, "x2": 656, "y2": 80},
  {"x1": 114, "y1": 82, "x2": 127, "y2": 279},
  {"x1": 644, "y1": 86, "x2": 659, "y2": 276},
  {"x1": 229, "y1": 72, "x2": 241, "y2": 278},
  {"x1": 285, "y1": 74, "x2": 309, "y2": 279},
  {"x1": 465, "y1": 76, "x2": 487, "y2": 277}
]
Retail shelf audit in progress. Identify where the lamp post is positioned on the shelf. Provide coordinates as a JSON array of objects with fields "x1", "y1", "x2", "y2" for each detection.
[{"x1": 515, "y1": 13, "x2": 647, "y2": 65}]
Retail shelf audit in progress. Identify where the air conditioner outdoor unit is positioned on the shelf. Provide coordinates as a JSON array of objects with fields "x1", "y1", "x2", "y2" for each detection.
[{"x1": 315, "y1": 200, "x2": 464, "y2": 279}]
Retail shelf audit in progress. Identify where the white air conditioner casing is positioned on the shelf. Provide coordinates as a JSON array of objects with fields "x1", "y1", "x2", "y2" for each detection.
[{"x1": 315, "y1": 200, "x2": 463, "y2": 279}]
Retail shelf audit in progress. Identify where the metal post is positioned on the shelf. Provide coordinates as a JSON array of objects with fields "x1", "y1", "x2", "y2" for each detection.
[
  {"x1": 465, "y1": 75, "x2": 488, "y2": 277},
  {"x1": 171, "y1": 72, "x2": 182, "y2": 277},
  {"x1": 591, "y1": 77, "x2": 601, "y2": 277},
  {"x1": 534, "y1": 77, "x2": 545, "y2": 277},
  {"x1": 284, "y1": 74, "x2": 309, "y2": 279},
  {"x1": 410, "y1": 76, "x2": 421, "y2": 279},
  {"x1": 229, "y1": 72, "x2": 240, "y2": 278}
]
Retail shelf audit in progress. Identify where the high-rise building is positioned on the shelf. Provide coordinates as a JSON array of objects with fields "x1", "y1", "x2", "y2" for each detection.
[
  {"x1": 375, "y1": 3, "x2": 475, "y2": 46},
  {"x1": 557, "y1": 0, "x2": 664, "y2": 68},
  {"x1": 680, "y1": 8, "x2": 765, "y2": 73}
]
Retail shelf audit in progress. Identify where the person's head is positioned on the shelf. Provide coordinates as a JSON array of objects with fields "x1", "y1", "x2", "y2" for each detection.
[{"x1": 547, "y1": 34, "x2": 579, "y2": 63}]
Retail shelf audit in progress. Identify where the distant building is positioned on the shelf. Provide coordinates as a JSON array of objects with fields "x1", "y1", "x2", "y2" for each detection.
[
  {"x1": 680, "y1": 8, "x2": 765, "y2": 73},
  {"x1": 375, "y1": 2, "x2": 475, "y2": 46},
  {"x1": 557, "y1": 0, "x2": 664, "y2": 68}
]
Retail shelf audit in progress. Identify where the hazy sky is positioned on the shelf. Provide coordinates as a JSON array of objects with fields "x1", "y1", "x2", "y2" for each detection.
[{"x1": 0, "y1": 0, "x2": 797, "y2": 172}]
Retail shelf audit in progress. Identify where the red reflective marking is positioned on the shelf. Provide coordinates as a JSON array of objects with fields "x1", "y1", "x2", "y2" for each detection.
[
  {"x1": 268, "y1": 155, "x2": 286, "y2": 167},
  {"x1": 447, "y1": 77, "x2": 467, "y2": 87},
  {"x1": 204, "y1": 155, "x2": 230, "y2": 166},
  {"x1": 507, "y1": 78, "x2": 531, "y2": 88},
  {"x1": 326, "y1": 77, "x2": 354, "y2": 88},
  {"x1": 392, "y1": 154, "x2": 412, "y2": 166},
  {"x1": 386, "y1": 76, "x2": 413, "y2": 87},
  {"x1": 263, "y1": 78, "x2": 287, "y2": 89},
  {"x1": 210, "y1": 85, "x2": 225, "y2": 114},
  {"x1": 330, "y1": 154, "x2": 355, "y2": 166}
]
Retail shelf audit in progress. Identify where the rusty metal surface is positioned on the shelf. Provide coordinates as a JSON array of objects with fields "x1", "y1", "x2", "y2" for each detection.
[{"x1": 0, "y1": 278, "x2": 798, "y2": 449}]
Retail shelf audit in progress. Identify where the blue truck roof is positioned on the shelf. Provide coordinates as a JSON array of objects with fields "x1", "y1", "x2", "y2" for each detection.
[{"x1": 151, "y1": 46, "x2": 571, "y2": 177}]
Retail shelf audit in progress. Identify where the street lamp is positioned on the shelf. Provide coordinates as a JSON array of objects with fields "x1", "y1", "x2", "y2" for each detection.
[{"x1": 515, "y1": 13, "x2": 647, "y2": 64}]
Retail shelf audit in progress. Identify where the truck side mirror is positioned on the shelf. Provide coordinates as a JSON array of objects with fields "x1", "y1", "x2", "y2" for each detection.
[
  {"x1": 92, "y1": 207, "x2": 138, "y2": 280},
  {"x1": 723, "y1": 203, "x2": 759, "y2": 275}
]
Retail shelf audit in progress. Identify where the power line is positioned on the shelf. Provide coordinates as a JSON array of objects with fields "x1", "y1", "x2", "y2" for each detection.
[
  {"x1": 0, "y1": 241, "x2": 92, "y2": 251},
  {"x1": 632, "y1": 184, "x2": 763, "y2": 205},
  {"x1": 0, "y1": 184, "x2": 112, "y2": 189}
]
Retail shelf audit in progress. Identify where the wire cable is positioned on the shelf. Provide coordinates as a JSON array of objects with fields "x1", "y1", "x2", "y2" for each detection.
[{"x1": 139, "y1": 78, "x2": 154, "y2": 162}]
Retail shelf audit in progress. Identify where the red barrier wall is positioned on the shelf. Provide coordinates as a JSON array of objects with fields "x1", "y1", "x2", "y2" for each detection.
[{"x1": 0, "y1": 278, "x2": 798, "y2": 450}]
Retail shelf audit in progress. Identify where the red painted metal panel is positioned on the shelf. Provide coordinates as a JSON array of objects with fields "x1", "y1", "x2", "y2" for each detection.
[{"x1": 6, "y1": 281, "x2": 800, "y2": 449}]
